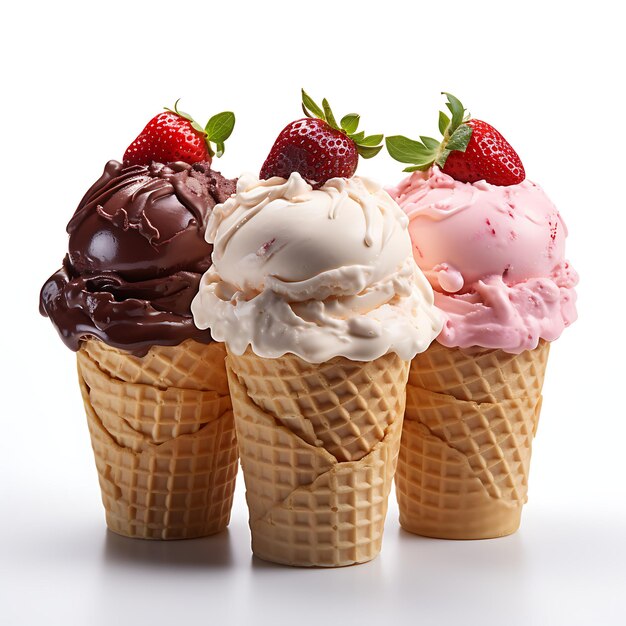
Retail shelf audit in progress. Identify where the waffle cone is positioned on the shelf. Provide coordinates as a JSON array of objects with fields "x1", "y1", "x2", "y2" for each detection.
[
  {"x1": 77, "y1": 339, "x2": 238, "y2": 540},
  {"x1": 407, "y1": 340, "x2": 549, "y2": 404},
  {"x1": 396, "y1": 340, "x2": 549, "y2": 539},
  {"x1": 226, "y1": 349, "x2": 409, "y2": 567}
]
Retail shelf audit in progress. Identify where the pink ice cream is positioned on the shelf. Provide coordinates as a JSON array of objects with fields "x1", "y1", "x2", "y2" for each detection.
[{"x1": 388, "y1": 167, "x2": 578, "y2": 354}]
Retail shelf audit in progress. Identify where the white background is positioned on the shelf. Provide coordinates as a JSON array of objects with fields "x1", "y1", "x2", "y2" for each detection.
[{"x1": 1, "y1": 1, "x2": 625, "y2": 625}]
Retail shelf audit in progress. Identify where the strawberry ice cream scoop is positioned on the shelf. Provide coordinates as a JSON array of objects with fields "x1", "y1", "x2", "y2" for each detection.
[{"x1": 388, "y1": 167, "x2": 578, "y2": 353}]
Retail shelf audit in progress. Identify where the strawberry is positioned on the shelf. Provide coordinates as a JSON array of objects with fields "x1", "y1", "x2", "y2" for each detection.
[
  {"x1": 442, "y1": 119, "x2": 524, "y2": 185},
  {"x1": 386, "y1": 93, "x2": 525, "y2": 186},
  {"x1": 259, "y1": 89, "x2": 383, "y2": 186},
  {"x1": 123, "y1": 100, "x2": 235, "y2": 167},
  {"x1": 260, "y1": 118, "x2": 358, "y2": 184}
]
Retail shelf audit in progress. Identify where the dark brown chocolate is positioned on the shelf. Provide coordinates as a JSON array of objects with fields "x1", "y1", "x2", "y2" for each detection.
[{"x1": 40, "y1": 160, "x2": 236, "y2": 355}]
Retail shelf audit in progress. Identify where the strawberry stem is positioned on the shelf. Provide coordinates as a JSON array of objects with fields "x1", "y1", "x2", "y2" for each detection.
[
  {"x1": 301, "y1": 89, "x2": 383, "y2": 160},
  {"x1": 386, "y1": 92, "x2": 473, "y2": 171},
  {"x1": 164, "y1": 100, "x2": 235, "y2": 158}
]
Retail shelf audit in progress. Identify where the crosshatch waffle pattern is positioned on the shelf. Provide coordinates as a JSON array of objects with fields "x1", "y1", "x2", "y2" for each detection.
[
  {"x1": 396, "y1": 341, "x2": 549, "y2": 540},
  {"x1": 77, "y1": 340, "x2": 238, "y2": 540},
  {"x1": 227, "y1": 349, "x2": 409, "y2": 567},
  {"x1": 83, "y1": 339, "x2": 230, "y2": 394},
  {"x1": 227, "y1": 350, "x2": 408, "y2": 462},
  {"x1": 407, "y1": 340, "x2": 550, "y2": 404}
]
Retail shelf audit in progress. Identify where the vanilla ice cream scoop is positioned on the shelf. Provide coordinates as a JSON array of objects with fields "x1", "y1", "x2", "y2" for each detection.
[{"x1": 192, "y1": 172, "x2": 442, "y2": 362}]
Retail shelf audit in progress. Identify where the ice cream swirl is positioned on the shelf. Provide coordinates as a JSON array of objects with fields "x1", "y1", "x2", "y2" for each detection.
[{"x1": 192, "y1": 172, "x2": 442, "y2": 363}]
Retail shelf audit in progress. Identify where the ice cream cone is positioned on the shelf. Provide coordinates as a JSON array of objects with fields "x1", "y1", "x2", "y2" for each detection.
[
  {"x1": 77, "y1": 339, "x2": 238, "y2": 540},
  {"x1": 387, "y1": 98, "x2": 578, "y2": 540},
  {"x1": 226, "y1": 349, "x2": 409, "y2": 567},
  {"x1": 395, "y1": 340, "x2": 549, "y2": 539}
]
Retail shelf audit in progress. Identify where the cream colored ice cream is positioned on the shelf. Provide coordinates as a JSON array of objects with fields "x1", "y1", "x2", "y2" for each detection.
[{"x1": 191, "y1": 172, "x2": 442, "y2": 362}]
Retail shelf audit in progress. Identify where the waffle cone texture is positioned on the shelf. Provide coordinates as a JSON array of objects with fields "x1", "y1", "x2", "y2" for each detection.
[
  {"x1": 226, "y1": 348, "x2": 409, "y2": 567},
  {"x1": 396, "y1": 340, "x2": 550, "y2": 540},
  {"x1": 77, "y1": 339, "x2": 238, "y2": 540}
]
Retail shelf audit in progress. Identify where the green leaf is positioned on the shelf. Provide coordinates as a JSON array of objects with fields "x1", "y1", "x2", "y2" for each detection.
[
  {"x1": 190, "y1": 119, "x2": 207, "y2": 134},
  {"x1": 358, "y1": 134, "x2": 383, "y2": 147},
  {"x1": 438, "y1": 111, "x2": 450, "y2": 135},
  {"x1": 403, "y1": 164, "x2": 431, "y2": 172},
  {"x1": 340, "y1": 113, "x2": 360, "y2": 134},
  {"x1": 445, "y1": 123, "x2": 472, "y2": 152},
  {"x1": 165, "y1": 100, "x2": 205, "y2": 134},
  {"x1": 215, "y1": 141, "x2": 226, "y2": 158},
  {"x1": 385, "y1": 135, "x2": 436, "y2": 164},
  {"x1": 301, "y1": 89, "x2": 324, "y2": 119},
  {"x1": 420, "y1": 136, "x2": 440, "y2": 150},
  {"x1": 169, "y1": 99, "x2": 193, "y2": 121},
  {"x1": 442, "y1": 92, "x2": 465, "y2": 131},
  {"x1": 205, "y1": 111, "x2": 236, "y2": 143},
  {"x1": 356, "y1": 144, "x2": 383, "y2": 159},
  {"x1": 349, "y1": 130, "x2": 365, "y2": 143},
  {"x1": 167, "y1": 98, "x2": 183, "y2": 116},
  {"x1": 322, "y1": 98, "x2": 339, "y2": 129},
  {"x1": 435, "y1": 149, "x2": 451, "y2": 168},
  {"x1": 301, "y1": 91, "x2": 382, "y2": 161}
]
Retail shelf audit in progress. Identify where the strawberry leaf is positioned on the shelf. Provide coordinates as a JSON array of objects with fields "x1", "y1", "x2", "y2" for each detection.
[
  {"x1": 358, "y1": 134, "x2": 383, "y2": 147},
  {"x1": 301, "y1": 89, "x2": 324, "y2": 119},
  {"x1": 322, "y1": 98, "x2": 339, "y2": 130},
  {"x1": 435, "y1": 149, "x2": 451, "y2": 168},
  {"x1": 349, "y1": 131, "x2": 365, "y2": 143},
  {"x1": 357, "y1": 144, "x2": 383, "y2": 159},
  {"x1": 297, "y1": 90, "x2": 384, "y2": 166},
  {"x1": 170, "y1": 98, "x2": 184, "y2": 117},
  {"x1": 445, "y1": 123, "x2": 472, "y2": 152},
  {"x1": 442, "y1": 92, "x2": 465, "y2": 131},
  {"x1": 189, "y1": 119, "x2": 207, "y2": 134},
  {"x1": 165, "y1": 99, "x2": 206, "y2": 135},
  {"x1": 403, "y1": 164, "x2": 431, "y2": 172},
  {"x1": 205, "y1": 111, "x2": 236, "y2": 143},
  {"x1": 420, "y1": 136, "x2": 440, "y2": 150},
  {"x1": 385, "y1": 136, "x2": 436, "y2": 164},
  {"x1": 341, "y1": 113, "x2": 360, "y2": 134},
  {"x1": 438, "y1": 111, "x2": 450, "y2": 135},
  {"x1": 388, "y1": 93, "x2": 473, "y2": 172}
]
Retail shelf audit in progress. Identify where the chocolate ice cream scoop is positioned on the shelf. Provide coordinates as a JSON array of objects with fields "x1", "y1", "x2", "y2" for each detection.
[
  {"x1": 67, "y1": 160, "x2": 233, "y2": 279},
  {"x1": 40, "y1": 160, "x2": 236, "y2": 355}
]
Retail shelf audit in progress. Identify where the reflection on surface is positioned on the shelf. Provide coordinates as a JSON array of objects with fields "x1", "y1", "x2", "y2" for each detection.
[
  {"x1": 103, "y1": 528, "x2": 234, "y2": 569},
  {"x1": 251, "y1": 555, "x2": 283, "y2": 570},
  {"x1": 6, "y1": 500, "x2": 625, "y2": 626},
  {"x1": 250, "y1": 554, "x2": 379, "y2": 572},
  {"x1": 241, "y1": 525, "x2": 531, "y2": 622}
]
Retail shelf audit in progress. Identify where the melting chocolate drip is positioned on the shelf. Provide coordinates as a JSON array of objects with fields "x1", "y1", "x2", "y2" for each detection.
[{"x1": 40, "y1": 160, "x2": 236, "y2": 355}]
